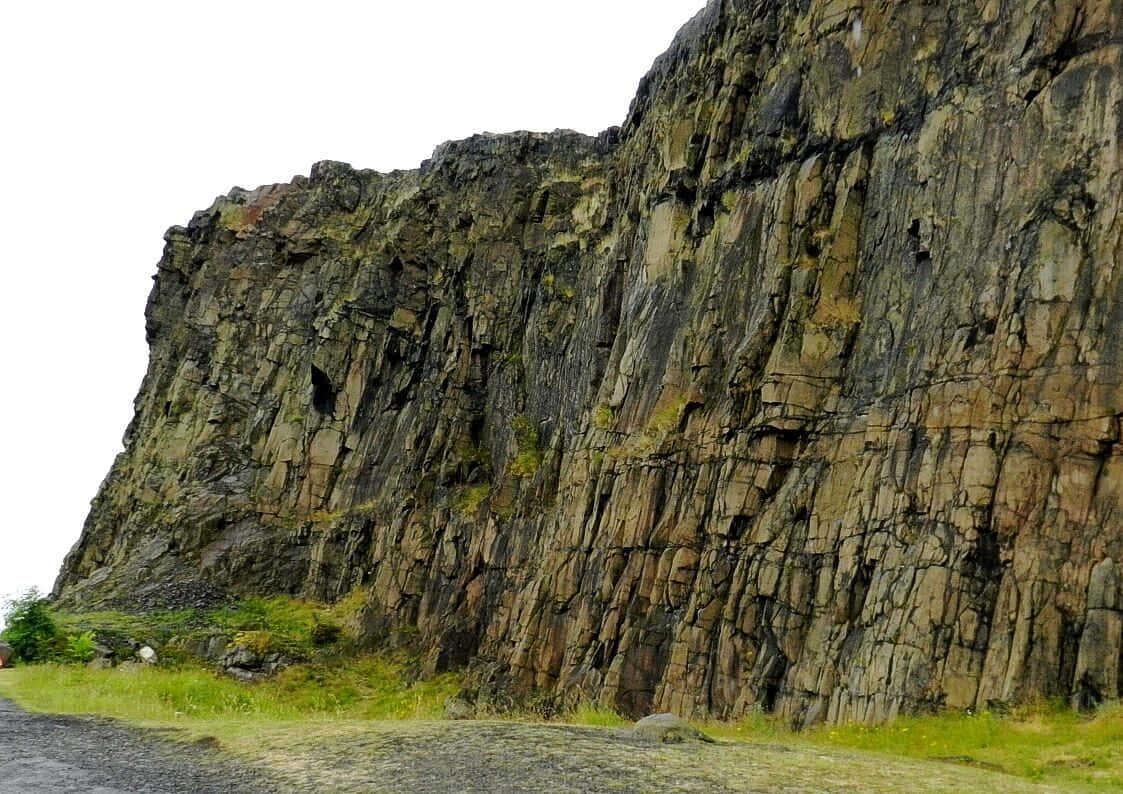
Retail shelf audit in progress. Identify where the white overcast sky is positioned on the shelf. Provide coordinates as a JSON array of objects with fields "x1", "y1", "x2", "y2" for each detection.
[{"x1": 0, "y1": 0, "x2": 706, "y2": 614}]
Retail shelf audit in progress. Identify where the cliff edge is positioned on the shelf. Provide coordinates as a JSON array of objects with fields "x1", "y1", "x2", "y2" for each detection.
[{"x1": 56, "y1": 0, "x2": 1123, "y2": 725}]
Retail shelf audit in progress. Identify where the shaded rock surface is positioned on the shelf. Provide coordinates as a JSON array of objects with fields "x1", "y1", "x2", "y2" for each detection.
[
  {"x1": 55, "y1": 0, "x2": 1123, "y2": 724},
  {"x1": 219, "y1": 644, "x2": 290, "y2": 681}
]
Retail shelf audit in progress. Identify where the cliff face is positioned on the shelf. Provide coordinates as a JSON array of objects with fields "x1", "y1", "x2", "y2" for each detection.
[{"x1": 56, "y1": 0, "x2": 1123, "y2": 725}]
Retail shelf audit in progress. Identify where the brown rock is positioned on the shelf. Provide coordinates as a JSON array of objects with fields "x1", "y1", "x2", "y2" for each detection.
[{"x1": 53, "y1": 0, "x2": 1123, "y2": 725}]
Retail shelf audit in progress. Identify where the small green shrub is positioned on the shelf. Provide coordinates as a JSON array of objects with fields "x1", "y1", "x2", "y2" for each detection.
[
  {"x1": 2, "y1": 589, "x2": 62, "y2": 663},
  {"x1": 593, "y1": 404, "x2": 616, "y2": 430},
  {"x1": 510, "y1": 414, "x2": 543, "y2": 476},
  {"x1": 454, "y1": 483, "x2": 491, "y2": 516},
  {"x1": 64, "y1": 631, "x2": 97, "y2": 663},
  {"x1": 311, "y1": 620, "x2": 342, "y2": 648}
]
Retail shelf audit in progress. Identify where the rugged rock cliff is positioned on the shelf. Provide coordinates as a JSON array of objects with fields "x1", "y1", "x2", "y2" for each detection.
[{"x1": 56, "y1": 0, "x2": 1123, "y2": 725}]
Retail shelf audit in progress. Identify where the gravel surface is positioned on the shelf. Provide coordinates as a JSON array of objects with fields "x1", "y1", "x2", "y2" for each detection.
[
  {"x1": 0, "y1": 697, "x2": 275, "y2": 794},
  {"x1": 0, "y1": 698, "x2": 1073, "y2": 793},
  {"x1": 220, "y1": 719, "x2": 1068, "y2": 794}
]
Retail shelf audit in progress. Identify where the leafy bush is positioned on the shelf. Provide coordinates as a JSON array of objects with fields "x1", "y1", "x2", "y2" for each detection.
[
  {"x1": 64, "y1": 631, "x2": 97, "y2": 663},
  {"x1": 2, "y1": 589, "x2": 62, "y2": 663}
]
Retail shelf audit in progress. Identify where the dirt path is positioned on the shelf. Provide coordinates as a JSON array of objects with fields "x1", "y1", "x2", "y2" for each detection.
[
  {"x1": 0, "y1": 698, "x2": 1079, "y2": 793},
  {"x1": 0, "y1": 697, "x2": 275, "y2": 794},
  {"x1": 214, "y1": 718, "x2": 1076, "y2": 794}
]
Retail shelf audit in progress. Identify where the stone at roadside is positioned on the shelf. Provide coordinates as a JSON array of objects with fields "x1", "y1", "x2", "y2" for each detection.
[
  {"x1": 219, "y1": 644, "x2": 290, "y2": 680},
  {"x1": 89, "y1": 642, "x2": 115, "y2": 669},
  {"x1": 88, "y1": 654, "x2": 114, "y2": 670},
  {"x1": 443, "y1": 697, "x2": 477, "y2": 720},
  {"x1": 138, "y1": 645, "x2": 159, "y2": 665},
  {"x1": 633, "y1": 713, "x2": 714, "y2": 744}
]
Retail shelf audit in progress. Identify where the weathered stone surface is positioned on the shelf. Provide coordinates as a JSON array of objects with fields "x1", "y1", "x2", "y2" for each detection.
[
  {"x1": 219, "y1": 645, "x2": 289, "y2": 681},
  {"x1": 633, "y1": 713, "x2": 713, "y2": 744},
  {"x1": 443, "y1": 697, "x2": 476, "y2": 721},
  {"x1": 54, "y1": 0, "x2": 1123, "y2": 724}
]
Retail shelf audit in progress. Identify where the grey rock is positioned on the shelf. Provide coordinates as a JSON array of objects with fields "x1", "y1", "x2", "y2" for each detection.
[
  {"x1": 633, "y1": 713, "x2": 713, "y2": 744},
  {"x1": 443, "y1": 697, "x2": 476, "y2": 721}
]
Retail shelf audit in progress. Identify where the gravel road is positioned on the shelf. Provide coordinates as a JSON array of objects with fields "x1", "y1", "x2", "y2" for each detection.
[
  {"x1": 0, "y1": 697, "x2": 1070, "y2": 793},
  {"x1": 0, "y1": 697, "x2": 276, "y2": 794}
]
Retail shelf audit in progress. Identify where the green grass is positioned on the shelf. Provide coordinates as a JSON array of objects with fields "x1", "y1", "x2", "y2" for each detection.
[
  {"x1": 0, "y1": 655, "x2": 458, "y2": 723},
  {"x1": 808, "y1": 702, "x2": 1123, "y2": 789},
  {"x1": 592, "y1": 404, "x2": 616, "y2": 430},
  {"x1": 1, "y1": 595, "x2": 458, "y2": 731},
  {"x1": 453, "y1": 483, "x2": 491, "y2": 516},
  {"x1": 691, "y1": 701, "x2": 1123, "y2": 791},
  {"x1": 568, "y1": 702, "x2": 630, "y2": 728}
]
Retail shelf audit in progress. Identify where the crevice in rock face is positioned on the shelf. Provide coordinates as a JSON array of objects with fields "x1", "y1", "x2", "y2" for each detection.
[
  {"x1": 285, "y1": 249, "x2": 318, "y2": 267},
  {"x1": 1059, "y1": 613, "x2": 1081, "y2": 699},
  {"x1": 310, "y1": 365, "x2": 336, "y2": 415},
  {"x1": 435, "y1": 626, "x2": 480, "y2": 673},
  {"x1": 847, "y1": 560, "x2": 876, "y2": 623},
  {"x1": 530, "y1": 190, "x2": 550, "y2": 224},
  {"x1": 728, "y1": 515, "x2": 749, "y2": 545},
  {"x1": 760, "y1": 645, "x2": 789, "y2": 714},
  {"x1": 905, "y1": 218, "x2": 932, "y2": 271},
  {"x1": 1074, "y1": 670, "x2": 1103, "y2": 712},
  {"x1": 598, "y1": 259, "x2": 626, "y2": 351},
  {"x1": 1116, "y1": 634, "x2": 1123, "y2": 701}
]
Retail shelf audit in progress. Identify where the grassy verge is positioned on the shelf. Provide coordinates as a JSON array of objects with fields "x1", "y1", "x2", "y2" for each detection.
[
  {"x1": 0, "y1": 656, "x2": 459, "y2": 724},
  {"x1": 807, "y1": 702, "x2": 1123, "y2": 789},
  {"x1": 693, "y1": 701, "x2": 1123, "y2": 791},
  {"x1": 4, "y1": 661, "x2": 1123, "y2": 790}
]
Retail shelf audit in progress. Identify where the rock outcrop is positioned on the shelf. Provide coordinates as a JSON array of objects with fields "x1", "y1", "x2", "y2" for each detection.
[{"x1": 56, "y1": 0, "x2": 1123, "y2": 725}]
